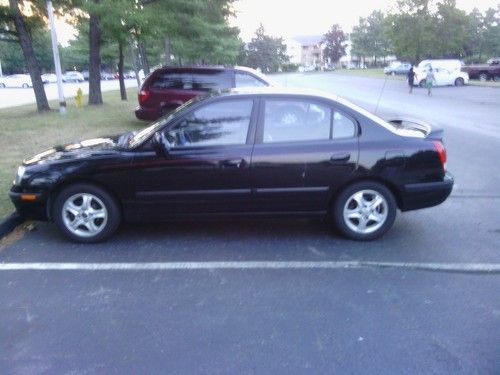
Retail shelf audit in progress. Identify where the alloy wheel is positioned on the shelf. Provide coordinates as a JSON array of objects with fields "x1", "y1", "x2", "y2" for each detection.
[
  {"x1": 62, "y1": 193, "x2": 108, "y2": 238},
  {"x1": 343, "y1": 189, "x2": 388, "y2": 234}
]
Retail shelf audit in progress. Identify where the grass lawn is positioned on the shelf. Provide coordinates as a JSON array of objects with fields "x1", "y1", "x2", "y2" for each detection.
[{"x1": 0, "y1": 88, "x2": 146, "y2": 218}]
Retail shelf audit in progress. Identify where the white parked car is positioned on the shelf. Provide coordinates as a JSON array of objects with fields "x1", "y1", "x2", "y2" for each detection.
[
  {"x1": 41, "y1": 73, "x2": 58, "y2": 83},
  {"x1": 62, "y1": 71, "x2": 85, "y2": 83},
  {"x1": 0, "y1": 74, "x2": 33, "y2": 88},
  {"x1": 414, "y1": 59, "x2": 469, "y2": 87}
]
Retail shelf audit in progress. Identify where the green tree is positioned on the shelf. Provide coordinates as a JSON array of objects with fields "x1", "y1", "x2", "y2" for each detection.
[
  {"x1": 0, "y1": 0, "x2": 50, "y2": 111},
  {"x1": 244, "y1": 24, "x2": 289, "y2": 72},
  {"x1": 386, "y1": 0, "x2": 435, "y2": 62},
  {"x1": 481, "y1": 7, "x2": 500, "y2": 57},
  {"x1": 322, "y1": 24, "x2": 346, "y2": 64},
  {"x1": 434, "y1": 0, "x2": 467, "y2": 57}
]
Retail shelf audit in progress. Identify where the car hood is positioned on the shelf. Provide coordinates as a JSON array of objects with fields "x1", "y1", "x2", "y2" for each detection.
[{"x1": 23, "y1": 137, "x2": 119, "y2": 166}]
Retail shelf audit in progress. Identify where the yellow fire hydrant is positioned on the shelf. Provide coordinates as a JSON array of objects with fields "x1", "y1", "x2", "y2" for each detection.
[{"x1": 75, "y1": 88, "x2": 83, "y2": 108}]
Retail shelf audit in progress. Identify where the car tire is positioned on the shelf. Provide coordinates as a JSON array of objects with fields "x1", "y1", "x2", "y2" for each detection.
[
  {"x1": 478, "y1": 73, "x2": 488, "y2": 82},
  {"x1": 332, "y1": 181, "x2": 397, "y2": 241},
  {"x1": 52, "y1": 183, "x2": 121, "y2": 243},
  {"x1": 22, "y1": 83, "x2": 29, "y2": 88},
  {"x1": 419, "y1": 79, "x2": 426, "y2": 88},
  {"x1": 454, "y1": 77, "x2": 464, "y2": 86},
  {"x1": 0, "y1": 83, "x2": 5, "y2": 88}
]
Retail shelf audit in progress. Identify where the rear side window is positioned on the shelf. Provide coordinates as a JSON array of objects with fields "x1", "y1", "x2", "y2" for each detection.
[
  {"x1": 332, "y1": 111, "x2": 356, "y2": 139},
  {"x1": 151, "y1": 71, "x2": 232, "y2": 91},
  {"x1": 262, "y1": 99, "x2": 331, "y2": 143},
  {"x1": 235, "y1": 72, "x2": 267, "y2": 87}
]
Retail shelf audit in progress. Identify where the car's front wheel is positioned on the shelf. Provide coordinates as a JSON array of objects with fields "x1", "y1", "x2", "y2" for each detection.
[
  {"x1": 419, "y1": 79, "x2": 426, "y2": 88},
  {"x1": 332, "y1": 181, "x2": 397, "y2": 241},
  {"x1": 53, "y1": 183, "x2": 121, "y2": 243},
  {"x1": 454, "y1": 77, "x2": 464, "y2": 86}
]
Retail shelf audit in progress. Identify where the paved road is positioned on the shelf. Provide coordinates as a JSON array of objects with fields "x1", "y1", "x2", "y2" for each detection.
[
  {"x1": 1, "y1": 72, "x2": 499, "y2": 374},
  {"x1": 0, "y1": 79, "x2": 139, "y2": 109}
]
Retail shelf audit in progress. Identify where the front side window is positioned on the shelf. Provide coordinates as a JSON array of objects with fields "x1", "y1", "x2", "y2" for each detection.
[
  {"x1": 262, "y1": 99, "x2": 331, "y2": 143},
  {"x1": 165, "y1": 100, "x2": 253, "y2": 147},
  {"x1": 235, "y1": 72, "x2": 267, "y2": 87}
]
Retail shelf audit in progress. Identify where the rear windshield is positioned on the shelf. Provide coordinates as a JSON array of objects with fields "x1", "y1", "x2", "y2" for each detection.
[{"x1": 150, "y1": 70, "x2": 232, "y2": 91}]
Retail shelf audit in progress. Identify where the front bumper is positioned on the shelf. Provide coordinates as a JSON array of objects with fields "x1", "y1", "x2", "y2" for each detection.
[
  {"x1": 400, "y1": 172, "x2": 454, "y2": 211},
  {"x1": 9, "y1": 188, "x2": 49, "y2": 221}
]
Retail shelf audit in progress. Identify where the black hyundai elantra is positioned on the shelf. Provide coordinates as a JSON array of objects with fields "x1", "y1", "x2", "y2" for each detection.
[{"x1": 10, "y1": 87, "x2": 453, "y2": 242}]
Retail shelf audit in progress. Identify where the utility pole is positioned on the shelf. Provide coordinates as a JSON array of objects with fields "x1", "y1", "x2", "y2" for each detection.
[{"x1": 47, "y1": 0, "x2": 66, "y2": 114}]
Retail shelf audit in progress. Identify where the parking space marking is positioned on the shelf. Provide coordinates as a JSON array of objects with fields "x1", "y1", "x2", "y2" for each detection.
[{"x1": 0, "y1": 261, "x2": 499, "y2": 273}]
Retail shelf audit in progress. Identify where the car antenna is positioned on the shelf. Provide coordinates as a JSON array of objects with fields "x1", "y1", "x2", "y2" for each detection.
[{"x1": 374, "y1": 74, "x2": 388, "y2": 115}]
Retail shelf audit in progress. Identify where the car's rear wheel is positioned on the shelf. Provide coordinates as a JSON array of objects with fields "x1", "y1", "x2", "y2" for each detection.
[
  {"x1": 53, "y1": 183, "x2": 121, "y2": 243},
  {"x1": 454, "y1": 77, "x2": 464, "y2": 86},
  {"x1": 419, "y1": 79, "x2": 426, "y2": 88},
  {"x1": 160, "y1": 105, "x2": 176, "y2": 117},
  {"x1": 22, "y1": 83, "x2": 29, "y2": 88},
  {"x1": 332, "y1": 181, "x2": 397, "y2": 241},
  {"x1": 478, "y1": 73, "x2": 488, "y2": 82}
]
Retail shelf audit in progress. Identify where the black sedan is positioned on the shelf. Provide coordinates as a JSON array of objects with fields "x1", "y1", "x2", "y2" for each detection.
[{"x1": 10, "y1": 87, "x2": 453, "y2": 242}]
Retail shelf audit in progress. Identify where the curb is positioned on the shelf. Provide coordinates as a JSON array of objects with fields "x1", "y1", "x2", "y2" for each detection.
[{"x1": 0, "y1": 212, "x2": 25, "y2": 239}]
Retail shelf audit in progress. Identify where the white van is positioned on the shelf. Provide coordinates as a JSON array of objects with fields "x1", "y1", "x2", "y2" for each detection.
[{"x1": 414, "y1": 59, "x2": 469, "y2": 87}]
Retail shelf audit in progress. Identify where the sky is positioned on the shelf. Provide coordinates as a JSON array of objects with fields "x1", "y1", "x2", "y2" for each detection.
[{"x1": 231, "y1": 0, "x2": 500, "y2": 41}]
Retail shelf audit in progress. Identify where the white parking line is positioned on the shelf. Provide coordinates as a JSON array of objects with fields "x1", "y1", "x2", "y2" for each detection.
[{"x1": 0, "y1": 261, "x2": 499, "y2": 273}]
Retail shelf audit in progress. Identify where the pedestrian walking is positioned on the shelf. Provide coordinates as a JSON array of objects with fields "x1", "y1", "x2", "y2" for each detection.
[
  {"x1": 426, "y1": 67, "x2": 435, "y2": 96},
  {"x1": 407, "y1": 65, "x2": 416, "y2": 93}
]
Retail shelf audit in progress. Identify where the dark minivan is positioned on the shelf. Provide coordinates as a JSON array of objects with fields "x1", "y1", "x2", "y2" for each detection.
[{"x1": 135, "y1": 66, "x2": 272, "y2": 121}]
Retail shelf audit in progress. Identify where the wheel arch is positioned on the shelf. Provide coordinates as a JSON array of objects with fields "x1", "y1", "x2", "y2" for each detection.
[{"x1": 46, "y1": 178, "x2": 123, "y2": 222}]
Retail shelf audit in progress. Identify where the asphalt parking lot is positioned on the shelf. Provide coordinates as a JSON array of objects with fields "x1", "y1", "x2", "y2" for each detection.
[{"x1": 1, "y1": 73, "x2": 499, "y2": 373}]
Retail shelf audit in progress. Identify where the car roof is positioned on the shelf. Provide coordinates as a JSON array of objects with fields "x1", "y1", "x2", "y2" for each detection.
[{"x1": 214, "y1": 86, "x2": 340, "y2": 101}]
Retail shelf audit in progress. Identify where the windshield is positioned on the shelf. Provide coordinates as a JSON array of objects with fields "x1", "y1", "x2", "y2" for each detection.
[{"x1": 127, "y1": 98, "x2": 202, "y2": 148}]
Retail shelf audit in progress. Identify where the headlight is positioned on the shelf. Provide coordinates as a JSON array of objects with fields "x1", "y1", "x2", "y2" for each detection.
[{"x1": 14, "y1": 166, "x2": 26, "y2": 185}]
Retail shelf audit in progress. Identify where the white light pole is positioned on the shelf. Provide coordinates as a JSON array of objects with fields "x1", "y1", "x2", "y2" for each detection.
[{"x1": 47, "y1": 0, "x2": 66, "y2": 114}]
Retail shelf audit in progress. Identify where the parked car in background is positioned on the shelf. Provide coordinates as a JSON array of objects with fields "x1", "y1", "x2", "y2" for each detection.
[
  {"x1": 41, "y1": 73, "x2": 57, "y2": 84},
  {"x1": 0, "y1": 74, "x2": 32, "y2": 88},
  {"x1": 384, "y1": 61, "x2": 412, "y2": 75},
  {"x1": 10, "y1": 87, "x2": 453, "y2": 243},
  {"x1": 414, "y1": 60, "x2": 469, "y2": 87},
  {"x1": 461, "y1": 58, "x2": 500, "y2": 81},
  {"x1": 125, "y1": 70, "x2": 136, "y2": 79},
  {"x1": 100, "y1": 71, "x2": 115, "y2": 80},
  {"x1": 135, "y1": 65, "x2": 272, "y2": 120},
  {"x1": 62, "y1": 71, "x2": 85, "y2": 83}
]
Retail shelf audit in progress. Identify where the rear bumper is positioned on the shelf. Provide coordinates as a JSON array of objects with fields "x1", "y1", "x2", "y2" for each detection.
[
  {"x1": 400, "y1": 173, "x2": 454, "y2": 211},
  {"x1": 9, "y1": 189, "x2": 49, "y2": 221}
]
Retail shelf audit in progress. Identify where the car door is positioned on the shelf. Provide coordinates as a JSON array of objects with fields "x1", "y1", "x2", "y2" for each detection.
[
  {"x1": 250, "y1": 96, "x2": 358, "y2": 213},
  {"x1": 127, "y1": 97, "x2": 257, "y2": 219}
]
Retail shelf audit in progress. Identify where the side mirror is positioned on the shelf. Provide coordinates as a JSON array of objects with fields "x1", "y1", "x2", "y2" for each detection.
[{"x1": 153, "y1": 131, "x2": 170, "y2": 158}]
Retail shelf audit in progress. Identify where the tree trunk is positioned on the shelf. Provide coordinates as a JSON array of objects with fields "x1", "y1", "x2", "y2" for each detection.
[
  {"x1": 9, "y1": 0, "x2": 50, "y2": 112},
  {"x1": 164, "y1": 37, "x2": 171, "y2": 66},
  {"x1": 88, "y1": 3, "x2": 103, "y2": 105},
  {"x1": 138, "y1": 41, "x2": 150, "y2": 75},
  {"x1": 118, "y1": 41, "x2": 127, "y2": 101},
  {"x1": 129, "y1": 42, "x2": 141, "y2": 88}
]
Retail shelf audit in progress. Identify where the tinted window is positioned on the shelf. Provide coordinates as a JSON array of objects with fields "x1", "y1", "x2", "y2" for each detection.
[
  {"x1": 151, "y1": 71, "x2": 232, "y2": 91},
  {"x1": 332, "y1": 111, "x2": 356, "y2": 139},
  {"x1": 263, "y1": 99, "x2": 331, "y2": 143},
  {"x1": 235, "y1": 72, "x2": 266, "y2": 87},
  {"x1": 165, "y1": 100, "x2": 253, "y2": 147}
]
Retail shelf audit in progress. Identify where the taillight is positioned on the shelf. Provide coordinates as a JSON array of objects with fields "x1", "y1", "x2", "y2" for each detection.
[
  {"x1": 138, "y1": 89, "x2": 150, "y2": 105},
  {"x1": 432, "y1": 140, "x2": 447, "y2": 169}
]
